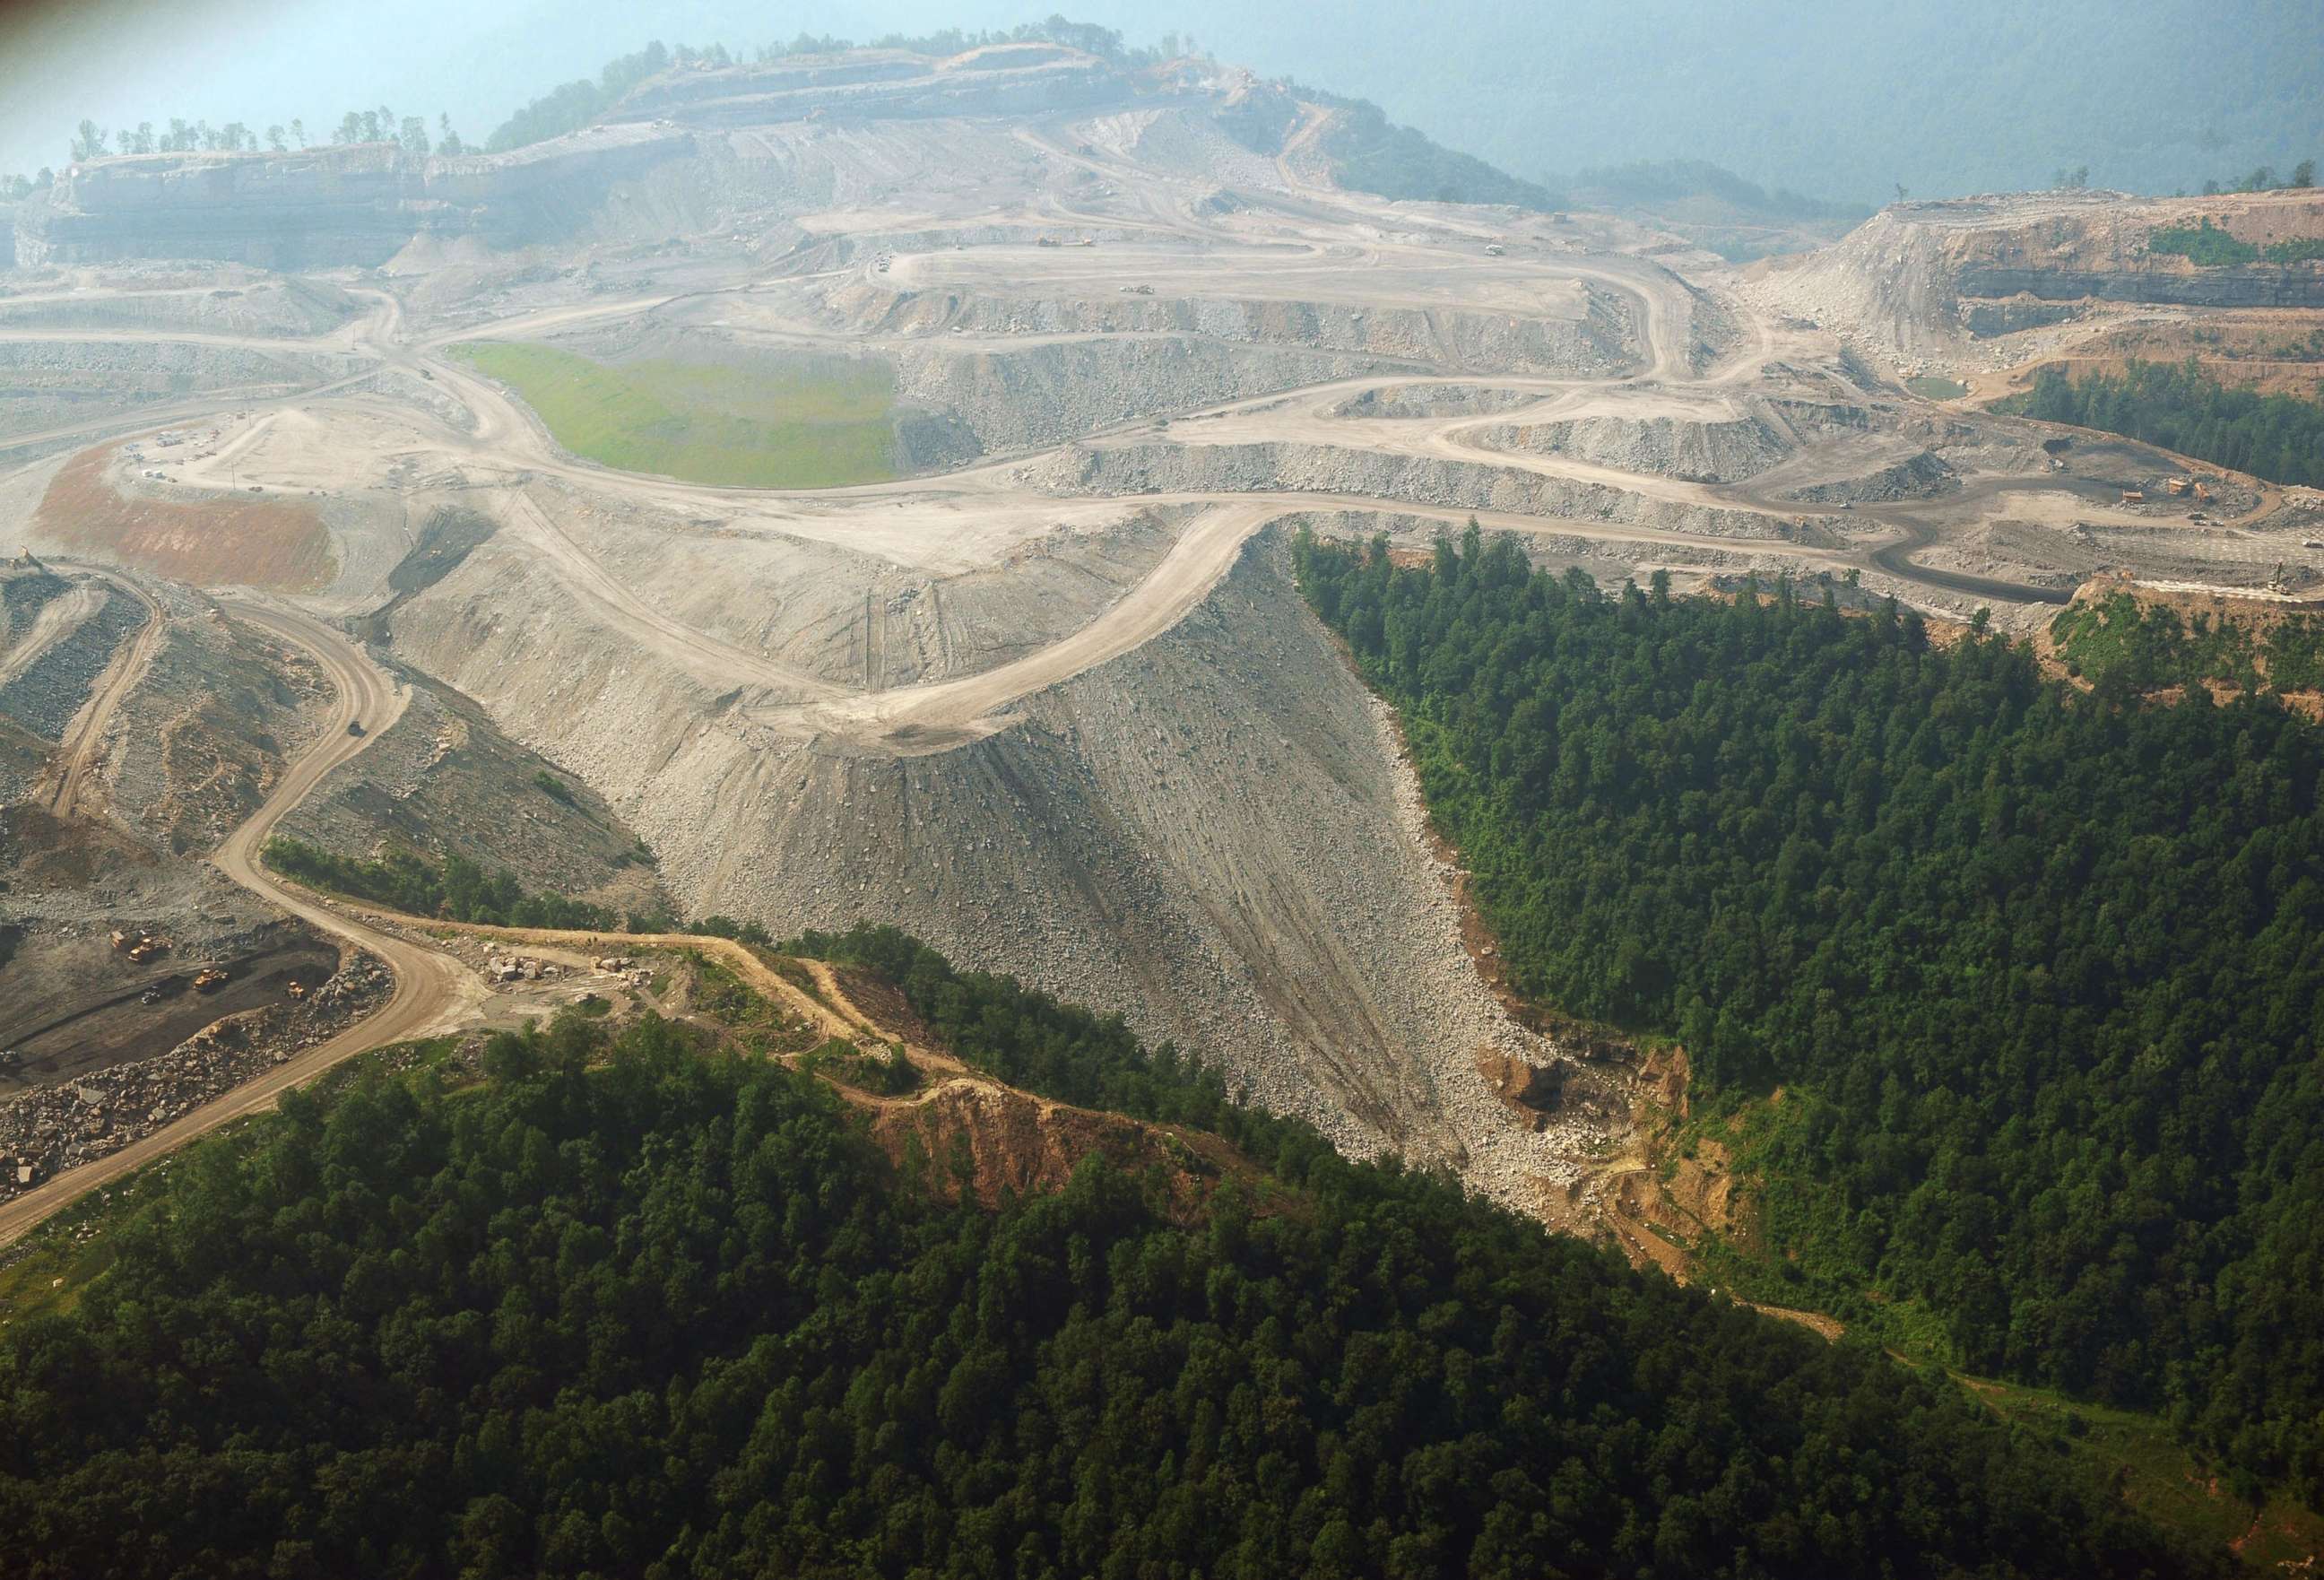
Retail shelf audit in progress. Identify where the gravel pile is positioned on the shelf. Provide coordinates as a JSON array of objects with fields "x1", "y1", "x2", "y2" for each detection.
[
  {"x1": 826, "y1": 282, "x2": 1634, "y2": 378},
  {"x1": 1469, "y1": 412, "x2": 1792, "y2": 483},
  {"x1": 0, "y1": 567, "x2": 71, "y2": 638},
  {"x1": 483, "y1": 528, "x2": 1629, "y2": 1209},
  {"x1": 1034, "y1": 439, "x2": 1791, "y2": 540},
  {"x1": 0, "y1": 588, "x2": 143, "y2": 741}
]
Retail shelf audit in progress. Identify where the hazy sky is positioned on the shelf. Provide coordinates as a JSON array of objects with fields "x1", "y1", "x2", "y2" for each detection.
[{"x1": 4, "y1": 0, "x2": 2318, "y2": 202}]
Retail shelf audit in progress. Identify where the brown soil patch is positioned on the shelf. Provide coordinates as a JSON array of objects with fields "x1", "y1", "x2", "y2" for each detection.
[
  {"x1": 36, "y1": 446, "x2": 334, "y2": 592},
  {"x1": 1476, "y1": 1045, "x2": 1563, "y2": 1130},
  {"x1": 0, "y1": 802, "x2": 160, "y2": 889},
  {"x1": 862, "y1": 1077, "x2": 1253, "y2": 1219}
]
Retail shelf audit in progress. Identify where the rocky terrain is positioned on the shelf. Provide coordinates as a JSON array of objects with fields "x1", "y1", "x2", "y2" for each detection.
[
  {"x1": 274, "y1": 665, "x2": 667, "y2": 911},
  {"x1": 1750, "y1": 187, "x2": 2324, "y2": 384},
  {"x1": 1, "y1": 36, "x2": 2318, "y2": 1242},
  {"x1": 0, "y1": 951, "x2": 387, "y2": 1201}
]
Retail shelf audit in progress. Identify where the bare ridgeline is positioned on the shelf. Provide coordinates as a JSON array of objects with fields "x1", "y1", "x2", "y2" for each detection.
[{"x1": 1, "y1": 39, "x2": 2320, "y2": 1229}]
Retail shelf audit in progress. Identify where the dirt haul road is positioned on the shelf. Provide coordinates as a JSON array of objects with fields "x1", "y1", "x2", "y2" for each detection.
[
  {"x1": 0, "y1": 603, "x2": 481, "y2": 1249},
  {"x1": 42, "y1": 564, "x2": 165, "y2": 819},
  {"x1": 67, "y1": 204, "x2": 2058, "y2": 630}
]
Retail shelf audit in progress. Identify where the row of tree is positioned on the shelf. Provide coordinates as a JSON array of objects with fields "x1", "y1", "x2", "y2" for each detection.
[
  {"x1": 2060, "y1": 157, "x2": 2323, "y2": 197},
  {"x1": 0, "y1": 951, "x2": 2218, "y2": 1576},
  {"x1": 1296, "y1": 526, "x2": 2324, "y2": 1506},
  {"x1": 58, "y1": 109, "x2": 469, "y2": 166},
  {"x1": 2192, "y1": 158, "x2": 2318, "y2": 195},
  {"x1": 263, "y1": 837, "x2": 614, "y2": 932}
]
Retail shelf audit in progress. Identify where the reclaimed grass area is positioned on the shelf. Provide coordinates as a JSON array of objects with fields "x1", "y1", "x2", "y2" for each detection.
[{"x1": 453, "y1": 342, "x2": 900, "y2": 488}]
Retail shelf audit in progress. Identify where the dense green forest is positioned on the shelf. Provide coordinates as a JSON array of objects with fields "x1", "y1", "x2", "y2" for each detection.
[
  {"x1": 1296, "y1": 528, "x2": 2324, "y2": 1504},
  {"x1": 264, "y1": 836, "x2": 618, "y2": 931},
  {"x1": 0, "y1": 954, "x2": 2211, "y2": 1576},
  {"x1": 2009, "y1": 360, "x2": 2324, "y2": 487},
  {"x1": 2051, "y1": 590, "x2": 2324, "y2": 694}
]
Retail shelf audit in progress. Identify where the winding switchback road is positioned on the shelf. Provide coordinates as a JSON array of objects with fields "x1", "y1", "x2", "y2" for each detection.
[{"x1": 0, "y1": 604, "x2": 481, "y2": 1248}]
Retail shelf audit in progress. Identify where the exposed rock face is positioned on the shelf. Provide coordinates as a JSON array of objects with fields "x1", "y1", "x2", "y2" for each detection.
[
  {"x1": 1754, "y1": 187, "x2": 2324, "y2": 365},
  {"x1": 1962, "y1": 298, "x2": 2082, "y2": 337},
  {"x1": 13, "y1": 127, "x2": 694, "y2": 270},
  {"x1": 1956, "y1": 265, "x2": 2324, "y2": 308},
  {"x1": 1036, "y1": 440, "x2": 1788, "y2": 540}
]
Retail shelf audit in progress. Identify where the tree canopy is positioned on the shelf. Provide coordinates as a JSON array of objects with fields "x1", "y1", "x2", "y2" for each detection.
[
  {"x1": 2010, "y1": 360, "x2": 2324, "y2": 487},
  {"x1": 0, "y1": 972, "x2": 2209, "y2": 1576},
  {"x1": 1297, "y1": 526, "x2": 2324, "y2": 1504}
]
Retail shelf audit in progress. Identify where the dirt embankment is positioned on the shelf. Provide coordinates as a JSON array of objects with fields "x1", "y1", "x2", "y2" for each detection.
[
  {"x1": 35, "y1": 445, "x2": 334, "y2": 592},
  {"x1": 863, "y1": 1077, "x2": 1252, "y2": 1217}
]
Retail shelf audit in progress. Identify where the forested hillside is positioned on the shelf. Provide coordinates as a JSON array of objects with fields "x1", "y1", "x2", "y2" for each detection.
[
  {"x1": 2009, "y1": 361, "x2": 2324, "y2": 488},
  {"x1": 1296, "y1": 527, "x2": 2324, "y2": 1505},
  {"x1": 0, "y1": 958, "x2": 2207, "y2": 1577}
]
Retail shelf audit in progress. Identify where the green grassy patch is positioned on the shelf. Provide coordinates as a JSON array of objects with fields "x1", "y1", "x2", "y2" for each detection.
[
  {"x1": 453, "y1": 342, "x2": 900, "y2": 488},
  {"x1": 2043, "y1": 590, "x2": 2324, "y2": 694},
  {"x1": 1906, "y1": 374, "x2": 1968, "y2": 400},
  {"x1": 683, "y1": 951, "x2": 816, "y2": 1055},
  {"x1": 2149, "y1": 218, "x2": 2261, "y2": 266},
  {"x1": 0, "y1": 1188, "x2": 137, "y2": 1329},
  {"x1": 800, "y1": 1034, "x2": 920, "y2": 1096}
]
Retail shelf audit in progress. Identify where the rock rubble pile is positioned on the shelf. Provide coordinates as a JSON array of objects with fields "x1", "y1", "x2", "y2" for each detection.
[{"x1": 0, "y1": 953, "x2": 389, "y2": 1201}]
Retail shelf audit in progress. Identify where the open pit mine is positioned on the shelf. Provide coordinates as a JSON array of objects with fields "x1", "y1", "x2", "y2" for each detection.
[{"x1": 3, "y1": 39, "x2": 2320, "y2": 1246}]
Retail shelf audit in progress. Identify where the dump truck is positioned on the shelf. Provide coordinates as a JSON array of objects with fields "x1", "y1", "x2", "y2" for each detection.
[{"x1": 192, "y1": 968, "x2": 230, "y2": 994}]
